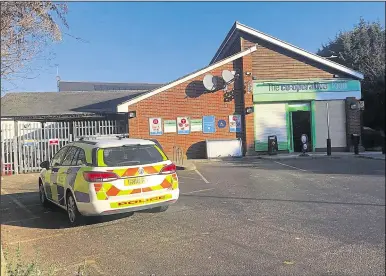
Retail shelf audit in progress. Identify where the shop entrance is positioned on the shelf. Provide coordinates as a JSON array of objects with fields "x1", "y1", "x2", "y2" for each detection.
[{"x1": 288, "y1": 103, "x2": 312, "y2": 152}]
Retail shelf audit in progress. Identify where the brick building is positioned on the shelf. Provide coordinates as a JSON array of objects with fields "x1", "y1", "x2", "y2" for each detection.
[{"x1": 117, "y1": 22, "x2": 364, "y2": 159}]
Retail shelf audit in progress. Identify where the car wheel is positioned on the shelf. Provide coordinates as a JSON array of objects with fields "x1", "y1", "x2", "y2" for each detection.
[
  {"x1": 66, "y1": 193, "x2": 83, "y2": 226},
  {"x1": 39, "y1": 182, "x2": 49, "y2": 208},
  {"x1": 151, "y1": 205, "x2": 169, "y2": 213}
]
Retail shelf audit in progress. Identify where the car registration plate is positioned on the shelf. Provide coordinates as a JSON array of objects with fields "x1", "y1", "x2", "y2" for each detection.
[{"x1": 125, "y1": 177, "x2": 146, "y2": 186}]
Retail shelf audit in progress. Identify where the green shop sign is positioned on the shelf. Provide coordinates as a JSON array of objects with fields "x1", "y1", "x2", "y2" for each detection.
[{"x1": 253, "y1": 79, "x2": 361, "y2": 102}]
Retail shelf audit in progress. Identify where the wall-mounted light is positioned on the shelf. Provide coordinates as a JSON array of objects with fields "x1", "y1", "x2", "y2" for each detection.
[
  {"x1": 245, "y1": 106, "x2": 254, "y2": 114},
  {"x1": 128, "y1": 111, "x2": 136, "y2": 118},
  {"x1": 245, "y1": 72, "x2": 252, "y2": 76}
]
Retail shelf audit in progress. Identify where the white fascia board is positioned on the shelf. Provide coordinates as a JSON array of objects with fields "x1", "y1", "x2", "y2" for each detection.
[
  {"x1": 235, "y1": 23, "x2": 364, "y2": 80},
  {"x1": 117, "y1": 45, "x2": 257, "y2": 112}
]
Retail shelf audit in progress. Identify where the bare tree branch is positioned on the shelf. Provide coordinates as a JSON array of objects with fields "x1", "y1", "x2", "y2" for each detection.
[{"x1": 1, "y1": 1, "x2": 68, "y2": 92}]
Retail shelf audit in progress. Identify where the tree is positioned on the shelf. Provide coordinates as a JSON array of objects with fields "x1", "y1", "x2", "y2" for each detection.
[
  {"x1": 318, "y1": 18, "x2": 385, "y2": 131},
  {"x1": 1, "y1": 1, "x2": 68, "y2": 92}
]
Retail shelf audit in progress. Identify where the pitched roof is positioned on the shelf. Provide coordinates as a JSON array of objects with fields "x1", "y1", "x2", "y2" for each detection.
[
  {"x1": 1, "y1": 90, "x2": 147, "y2": 118},
  {"x1": 210, "y1": 21, "x2": 364, "y2": 80},
  {"x1": 58, "y1": 81, "x2": 163, "y2": 92},
  {"x1": 117, "y1": 45, "x2": 258, "y2": 112}
]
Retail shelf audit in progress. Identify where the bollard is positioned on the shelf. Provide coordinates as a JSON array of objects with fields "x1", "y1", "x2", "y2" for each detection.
[
  {"x1": 326, "y1": 139, "x2": 331, "y2": 156},
  {"x1": 352, "y1": 134, "x2": 360, "y2": 155}
]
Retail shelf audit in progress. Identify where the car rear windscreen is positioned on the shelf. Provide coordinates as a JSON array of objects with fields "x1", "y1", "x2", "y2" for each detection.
[{"x1": 102, "y1": 145, "x2": 165, "y2": 166}]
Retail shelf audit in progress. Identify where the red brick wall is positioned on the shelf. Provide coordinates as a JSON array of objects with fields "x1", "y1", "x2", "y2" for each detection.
[
  {"x1": 241, "y1": 33, "x2": 352, "y2": 79},
  {"x1": 128, "y1": 32, "x2": 355, "y2": 159},
  {"x1": 128, "y1": 59, "x2": 247, "y2": 159}
]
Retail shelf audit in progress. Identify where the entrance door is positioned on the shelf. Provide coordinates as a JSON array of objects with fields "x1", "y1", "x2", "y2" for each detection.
[{"x1": 291, "y1": 111, "x2": 311, "y2": 152}]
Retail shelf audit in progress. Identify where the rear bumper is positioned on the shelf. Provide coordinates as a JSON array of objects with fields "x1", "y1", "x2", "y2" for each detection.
[{"x1": 77, "y1": 189, "x2": 179, "y2": 216}]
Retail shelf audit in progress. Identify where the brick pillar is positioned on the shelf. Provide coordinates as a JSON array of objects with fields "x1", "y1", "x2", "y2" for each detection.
[
  {"x1": 242, "y1": 54, "x2": 256, "y2": 156},
  {"x1": 128, "y1": 105, "x2": 140, "y2": 138},
  {"x1": 345, "y1": 97, "x2": 364, "y2": 152}
]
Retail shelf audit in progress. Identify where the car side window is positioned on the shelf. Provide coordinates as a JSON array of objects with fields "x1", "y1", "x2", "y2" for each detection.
[
  {"x1": 61, "y1": 147, "x2": 79, "y2": 166},
  {"x1": 50, "y1": 147, "x2": 70, "y2": 167},
  {"x1": 75, "y1": 148, "x2": 87, "y2": 166},
  {"x1": 71, "y1": 147, "x2": 87, "y2": 166}
]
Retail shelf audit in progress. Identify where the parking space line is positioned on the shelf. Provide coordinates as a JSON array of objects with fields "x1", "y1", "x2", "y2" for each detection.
[
  {"x1": 273, "y1": 161, "x2": 307, "y2": 172},
  {"x1": 195, "y1": 169, "x2": 210, "y2": 183},
  {"x1": 1, "y1": 189, "x2": 40, "y2": 219},
  {"x1": 2, "y1": 216, "x2": 42, "y2": 224},
  {"x1": 1, "y1": 203, "x2": 42, "y2": 212},
  {"x1": 181, "y1": 188, "x2": 215, "y2": 195},
  {"x1": 178, "y1": 176, "x2": 202, "y2": 181}
]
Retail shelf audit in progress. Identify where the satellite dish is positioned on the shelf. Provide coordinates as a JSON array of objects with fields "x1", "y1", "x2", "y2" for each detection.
[
  {"x1": 203, "y1": 74, "x2": 217, "y2": 91},
  {"x1": 222, "y1": 70, "x2": 235, "y2": 84}
]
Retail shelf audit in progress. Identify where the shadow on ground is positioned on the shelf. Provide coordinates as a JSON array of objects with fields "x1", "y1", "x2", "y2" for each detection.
[
  {"x1": 0, "y1": 192, "x2": 135, "y2": 230},
  {"x1": 205, "y1": 157, "x2": 386, "y2": 176}
]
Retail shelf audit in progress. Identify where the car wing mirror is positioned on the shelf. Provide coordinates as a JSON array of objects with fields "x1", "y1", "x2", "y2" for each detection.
[{"x1": 40, "y1": 161, "x2": 50, "y2": 169}]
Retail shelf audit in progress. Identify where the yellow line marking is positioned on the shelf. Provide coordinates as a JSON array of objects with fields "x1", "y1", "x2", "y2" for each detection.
[
  {"x1": 194, "y1": 169, "x2": 210, "y2": 183},
  {"x1": 8, "y1": 233, "x2": 63, "y2": 245}
]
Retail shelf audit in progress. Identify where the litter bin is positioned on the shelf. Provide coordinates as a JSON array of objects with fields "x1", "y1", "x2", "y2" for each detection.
[
  {"x1": 268, "y1": 135, "x2": 278, "y2": 155},
  {"x1": 351, "y1": 134, "x2": 360, "y2": 155}
]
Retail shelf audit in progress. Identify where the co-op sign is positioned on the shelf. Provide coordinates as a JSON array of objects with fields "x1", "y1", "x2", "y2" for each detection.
[{"x1": 254, "y1": 80, "x2": 361, "y2": 94}]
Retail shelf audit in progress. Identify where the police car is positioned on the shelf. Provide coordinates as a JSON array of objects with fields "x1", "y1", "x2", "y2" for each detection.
[{"x1": 38, "y1": 137, "x2": 179, "y2": 225}]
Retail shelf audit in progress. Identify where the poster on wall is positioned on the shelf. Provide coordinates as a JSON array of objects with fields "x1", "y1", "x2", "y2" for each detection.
[
  {"x1": 229, "y1": 115, "x2": 242, "y2": 133},
  {"x1": 177, "y1": 117, "x2": 190, "y2": 134},
  {"x1": 203, "y1": 116, "x2": 216, "y2": 133},
  {"x1": 149, "y1": 118, "x2": 163, "y2": 136},
  {"x1": 191, "y1": 119, "x2": 203, "y2": 132},
  {"x1": 164, "y1": 120, "x2": 177, "y2": 133}
]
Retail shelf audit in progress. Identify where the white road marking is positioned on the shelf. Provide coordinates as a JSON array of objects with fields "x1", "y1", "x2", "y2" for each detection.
[
  {"x1": 178, "y1": 176, "x2": 202, "y2": 181},
  {"x1": 195, "y1": 169, "x2": 210, "y2": 183},
  {"x1": 273, "y1": 161, "x2": 307, "y2": 172},
  {"x1": 1, "y1": 189, "x2": 39, "y2": 219},
  {"x1": 0, "y1": 203, "x2": 42, "y2": 211},
  {"x1": 181, "y1": 188, "x2": 215, "y2": 195},
  {"x1": 2, "y1": 216, "x2": 42, "y2": 224}
]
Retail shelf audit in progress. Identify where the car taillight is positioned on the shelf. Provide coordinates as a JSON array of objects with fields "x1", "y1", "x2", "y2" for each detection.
[
  {"x1": 83, "y1": 171, "x2": 118, "y2": 182},
  {"x1": 160, "y1": 163, "x2": 176, "y2": 174}
]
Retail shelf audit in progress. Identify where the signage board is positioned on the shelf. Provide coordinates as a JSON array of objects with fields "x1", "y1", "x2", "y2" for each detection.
[
  {"x1": 229, "y1": 115, "x2": 242, "y2": 133},
  {"x1": 253, "y1": 80, "x2": 361, "y2": 102},
  {"x1": 191, "y1": 119, "x2": 203, "y2": 132},
  {"x1": 149, "y1": 118, "x2": 163, "y2": 136},
  {"x1": 177, "y1": 117, "x2": 190, "y2": 135},
  {"x1": 164, "y1": 120, "x2": 177, "y2": 133},
  {"x1": 217, "y1": 120, "x2": 227, "y2": 129},
  {"x1": 49, "y1": 138, "x2": 59, "y2": 146},
  {"x1": 203, "y1": 116, "x2": 215, "y2": 134},
  {"x1": 23, "y1": 140, "x2": 36, "y2": 147}
]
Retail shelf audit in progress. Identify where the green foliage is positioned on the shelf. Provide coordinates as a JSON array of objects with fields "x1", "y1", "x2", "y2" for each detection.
[
  {"x1": 318, "y1": 18, "x2": 385, "y2": 130},
  {"x1": 4, "y1": 243, "x2": 87, "y2": 276},
  {"x1": 5, "y1": 244, "x2": 50, "y2": 276}
]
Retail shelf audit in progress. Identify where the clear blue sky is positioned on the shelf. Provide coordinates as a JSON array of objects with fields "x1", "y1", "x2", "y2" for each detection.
[{"x1": 3, "y1": 1, "x2": 385, "y2": 93}]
